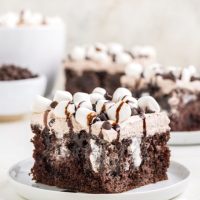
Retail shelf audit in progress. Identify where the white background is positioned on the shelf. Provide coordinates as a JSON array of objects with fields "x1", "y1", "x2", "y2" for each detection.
[{"x1": 0, "y1": 0, "x2": 200, "y2": 67}]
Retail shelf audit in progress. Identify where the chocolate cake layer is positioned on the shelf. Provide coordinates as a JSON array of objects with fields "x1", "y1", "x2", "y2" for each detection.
[
  {"x1": 31, "y1": 124, "x2": 170, "y2": 193},
  {"x1": 31, "y1": 88, "x2": 170, "y2": 193},
  {"x1": 65, "y1": 69, "x2": 123, "y2": 94}
]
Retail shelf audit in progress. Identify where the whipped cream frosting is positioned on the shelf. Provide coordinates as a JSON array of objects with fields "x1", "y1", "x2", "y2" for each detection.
[
  {"x1": 121, "y1": 64, "x2": 200, "y2": 94},
  {"x1": 31, "y1": 88, "x2": 170, "y2": 142},
  {"x1": 64, "y1": 43, "x2": 156, "y2": 73},
  {"x1": 0, "y1": 10, "x2": 63, "y2": 27}
]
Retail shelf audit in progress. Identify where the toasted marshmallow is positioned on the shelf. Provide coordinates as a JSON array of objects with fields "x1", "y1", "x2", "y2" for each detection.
[
  {"x1": 106, "y1": 101, "x2": 132, "y2": 123},
  {"x1": 112, "y1": 87, "x2": 132, "y2": 102},
  {"x1": 96, "y1": 100, "x2": 114, "y2": 114},
  {"x1": 108, "y1": 43, "x2": 123, "y2": 55},
  {"x1": 73, "y1": 92, "x2": 91, "y2": 107},
  {"x1": 138, "y1": 96, "x2": 160, "y2": 113},
  {"x1": 32, "y1": 95, "x2": 52, "y2": 113},
  {"x1": 115, "y1": 52, "x2": 132, "y2": 65},
  {"x1": 92, "y1": 87, "x2": 106, "y2": 96},
  {"x1": 53, "y1": 90, "x2": 72, "y2": 102},
  {"x1": 70, "y1": 46, "x2": 85, "y2": 61},
  {"x1": 53, "y1": 101, "x2": 69, "y2": 118},
  {"x1": 75, "y1": 107, "x2": 97, "y2": 127},
  {"x1": 90, "y1": 93, "x2": 105, "y2": 104},
  {"x1": 122, "y1": 96, "x2": 138, "y2": 109},
  {"x1": 125, "y1": 63, "x2": 143, "y2": 78}
]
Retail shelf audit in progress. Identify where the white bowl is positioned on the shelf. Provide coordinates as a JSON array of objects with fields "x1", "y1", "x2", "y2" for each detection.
[
  {"x1": 0, "y1": 75, "x2": 47, "y2": 117},
  {"x1": 0, "y1": 25, "x2": 65, "y2": 96}
]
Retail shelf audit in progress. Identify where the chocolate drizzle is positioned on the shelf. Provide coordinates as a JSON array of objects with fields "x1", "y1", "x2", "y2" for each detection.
[
  {"x1": 140, "y1": 113, "x2": 147, "y2": 136},
  {"x1": 116, "y1": 102, "x2": 124, "y2": 123},
  {"x1": 43, "y1": 110, "x2": 50, "y2": 128},
  {"x1": 65, "y1": 102, "x2": 74, "y2": 135}
]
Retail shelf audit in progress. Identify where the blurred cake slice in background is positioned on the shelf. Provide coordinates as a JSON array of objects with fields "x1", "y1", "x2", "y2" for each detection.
[
  {"x1": 121, "y1": 63, "x2": 200, "y2": 131},
  {"x1": 64, "y1": 43, "x2": 156, "y2": 94},
  {"x1": 31, "y1": 87, "x2": 170, "y2": 193}
]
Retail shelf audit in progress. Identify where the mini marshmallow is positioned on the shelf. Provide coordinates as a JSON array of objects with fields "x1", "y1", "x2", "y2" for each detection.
[
  {"x1": 106, "y1": 101, "x2": 132, "y2": 123},
  {"x1": 92, "y1": 87, "x2": 106, "y2": 96},
  {"x1": 53, "y1": 90, "x2": 72, "y2": 102},
  {"x1": 122, "y1": 96, "x2": 138, "y2": 109},
  {"x1": 108, "y1": 43, "x2": 123, "y2": 55},
  {"x1": 73, "y1": 92, "x2": 91, "y2": 107},
  {"x1": 75, "y1": 107, "x2": 97, "y2": 127},
  {"x1": 70, "y1": 46, "x2": 85, "y2": 61},
  {"x1": 53, "y1": 101, "x2": 70, "y2": 118},
  {"x1": 125, "y1": 63, "x2": 143, "y2": 78},
  {"x1": 29, "y1": 13, "x2": 43, "y2": 25},
  {"x1": 90, "y1": 93, "x2": 105, "y2": 104},
  {"x1": 96, "y1": 100, "x2": 114, "y2": 114},
  {"x1": 115, "y1": 52, "x2": 132, "y2": 65},
  {"x1": 112, "y1": 87, "x2": 132, "y2": 102},
  {"x1": 66, "y1": 103, "x2": 76, "y2": 115},
  {"x1": 94, "y1": 42, "x2": 107, "y2": 52},
  {"x1": 32, "y1": 95, "x2": 52, "y2": 113},
  {"x1": 143, "y1": 63, "x2": 162, "y2": 80},
  {"x1": 92, "y1": 51, "x2": 110, "y2": 63},
  {"x1": 140, "y1": 46, "x2": 156, "y2": 58},
  {"x1": 167, "y1": 66, "x2": 181, "y2": 78},
  {"x1": 1, "y1": 12, "x2": 18, "y2": 27},
  {"x1": 181, "y1": 65, "x2": 196, "y2": 82},
  {"x1": 78, "y1": 101, "x2": 93, "y2": 110},
  {"x1": 138, "y1": 96, "x2": 160, "y2": 113}
]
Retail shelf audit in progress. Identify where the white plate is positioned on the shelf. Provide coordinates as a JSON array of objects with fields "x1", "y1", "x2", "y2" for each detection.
[
  {"x1": 8, "y1": 158, "x2": 190, "y2": 200},
  {"x1": 169, "y1": 130, "x2": 200, "y2": 145}
]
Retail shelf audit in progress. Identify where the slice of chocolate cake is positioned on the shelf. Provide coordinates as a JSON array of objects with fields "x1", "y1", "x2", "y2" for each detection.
[
  {"x1": 31, "y1": 87, "x2": 170, "y2": 193},
  {"x1": 121, "y1": 63, "x2": 200, "y2": 131},
  {"x1": 64, "y1": 43, "x2": 156, "y2": 94}
]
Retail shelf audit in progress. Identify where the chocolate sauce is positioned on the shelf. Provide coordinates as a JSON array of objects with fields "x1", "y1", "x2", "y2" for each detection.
[
  {"x1": 43, "y1": 110, "x2": 50, "y2": 128},
  {"x1": 87, "y1": 113, "x2": 96, "y2": 126},
  {"x1": 140, "y1": 113, "x2": 147, "y2": 136},
  {"x1": 116, "y1": 102, "x2": 124, "y2": 123},
  {"x1": 99, "y1": 129, "x2": 104, "y2": 139}
]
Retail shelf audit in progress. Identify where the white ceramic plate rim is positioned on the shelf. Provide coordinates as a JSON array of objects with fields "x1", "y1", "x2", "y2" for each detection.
[{"x1": 8, "y1": 158, "x2": 190, "y2": 197}]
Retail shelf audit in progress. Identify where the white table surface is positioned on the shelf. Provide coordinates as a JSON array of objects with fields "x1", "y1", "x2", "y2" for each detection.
[{"x1": 0, "y1": 117, "x2": 200, "y2": 200}]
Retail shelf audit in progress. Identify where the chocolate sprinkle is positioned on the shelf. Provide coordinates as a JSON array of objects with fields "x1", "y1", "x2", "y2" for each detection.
[
  {"x1": 102, "y1": 121, "x2": 112, "y2": 130},
  {"x1": 50, "y1": 101, "x2": 58, "y2": 109}
]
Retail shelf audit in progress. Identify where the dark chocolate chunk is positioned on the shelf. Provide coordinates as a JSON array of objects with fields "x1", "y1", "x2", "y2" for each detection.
[
  {"x1": 102, "y1": 121, "x2": 112, "y2": 130},
  {"x1": 98, "y1": 113, "x2": 108, "y2": 121},
  {"x1": 50, "y1": 101, "x2": 58, "y2": 109}
]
